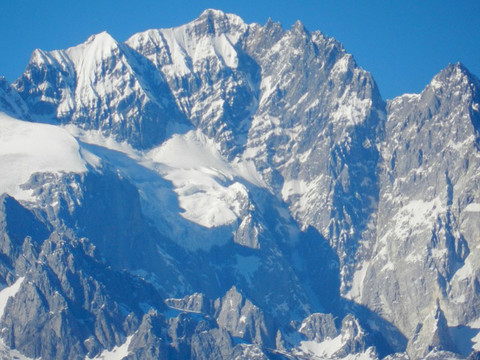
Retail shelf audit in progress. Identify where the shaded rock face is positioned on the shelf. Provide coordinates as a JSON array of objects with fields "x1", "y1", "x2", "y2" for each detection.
[
  {"x1": 0, "y1": 196, "x2": 165, "y2": 359},
  {"x1": 406, "y1": 302, "x2": 458, "y2": 359},
  {"x1": 1, "y1": 8, "x2": 480, "y2": 360},
  {"x1": 298, "y1": 313, "x2": 337, "y2": 342},
  {"x1": 0, "y1": 77, "x2": 29, "y2": 120}
]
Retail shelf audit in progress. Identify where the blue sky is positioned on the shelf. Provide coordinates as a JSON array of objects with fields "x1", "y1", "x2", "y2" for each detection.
[{"x1": 1, "y1": 0, "x2": 479, "y2": 99}]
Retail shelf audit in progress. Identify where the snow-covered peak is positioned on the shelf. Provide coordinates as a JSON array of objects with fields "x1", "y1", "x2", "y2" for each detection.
[
  {"x1": 197, "y1": 8, "x2": 247, "y2": 32},
  {"x1": 65, "y1": 31, "x2": 119, "y2": 68},
  {"x1": 161, "y1": 8, "x2": 248, "y2": 47},
  {"x1": 24, "y1": 31, "x2": 119, "y2": 73},
  {"x1": 86, "y1": 30, "x2": 116, "y2": 45},
  {"x1": 29, "y1": 48, "x2": 55, "y2": 66},
  {"x1": 127, "y1": 9, "x2": 248, "y2": 76}
]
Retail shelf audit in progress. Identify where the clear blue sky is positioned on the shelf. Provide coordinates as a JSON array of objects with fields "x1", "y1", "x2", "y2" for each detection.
[{"x1": 1, "y1": 0, "x2": 479, "y2": 99}]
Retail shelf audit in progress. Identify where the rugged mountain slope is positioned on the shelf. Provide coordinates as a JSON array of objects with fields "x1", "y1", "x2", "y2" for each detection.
[
  {"x1": 1, "y1": 8, "x2": 480, "y2": 360},
  {"x1": 351, "y1": 63, "x2": 480, "y2": 358},
  {"x1": 14, "y1": 31, "x2": 187, "y2": 148}
]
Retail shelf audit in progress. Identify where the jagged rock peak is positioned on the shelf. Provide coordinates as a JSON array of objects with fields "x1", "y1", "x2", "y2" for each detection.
[
  {"x1": 406, "y1": 301, "x2": 458, "y2": 359},
  {"x1": 185, "y1": 8, "x2": 248, "y2": 38},
  {"x1": 291, "y1": 19, "x2": 309, "y2": 34},
  {"x1": 199, "y1": 8, "x2": 245, "y2": 23},
  {"x1": 428, "y1": 62, "x2": 480, "y2": 93},
  {"x1": 389, "y1": 62, "x2": 480, "y2": 111}
]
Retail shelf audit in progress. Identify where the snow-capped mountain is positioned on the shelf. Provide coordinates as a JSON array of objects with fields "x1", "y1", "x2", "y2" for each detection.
[{"x1": 1, "y1": 8, "x2": 480, "y2": 360}]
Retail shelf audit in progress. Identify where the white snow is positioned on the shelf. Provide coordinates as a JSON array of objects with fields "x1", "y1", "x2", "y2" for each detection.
[
  {"x1": 299, "y1": 336, "x2": 344, "y2": 358},
  {"x1": 127, "y1": 10, "x2": 246, "y2": 76},
  {"x1": 331, "y1": 54, "x2": 351, "y2": 75},
  {"x1": 331, "y1": 95, "x2": 372, "y2": 128},
  {"x1": 88, "y1": 335, "x2": 133, "y2": 360},
  {"x1": 66, "y1": 31, "x2": 118, "y2": 76},
  {"x1": 147, "y1": 130, "x2": 259, "y2": 228},
  {"x1": 64, "y1": 126, "x2": 265, "y2": 249},
  {"x1": 345, "y1": 262, "x2": 370, "y2": 300},
  {"x1": 473, "y1": 332, "x2": 480, "y2": 351},
  {"x1": 0, "y1": 113, "x2": 92, "y2": 200},
  {"x1": 468, "y1": 318, "x2": 480, "y2": 329},
  {"x1": 430, "y1": 79, "x2": 444, "y2": 91},
  {"x1": 281, "y1": 179, "x2": 309, "y2": 201},
  {"x1": 445, "y1": 135, "x2": 475, "y2": 152},
  {"x1": 0, "y1": 276, "x2": 25, "y2": 318},
  {"x1": 299, "y1": 338, "x2": 376, "y2": 360},
  {"x1": 388, "y1": 197, "x2": 445, "y2": 240},
  {"x1": 454, "y1": 254, "x2": 474, "y2": 281},
  {"x1": 464, "y1": 203, "x2": 480, "y2": 213}
]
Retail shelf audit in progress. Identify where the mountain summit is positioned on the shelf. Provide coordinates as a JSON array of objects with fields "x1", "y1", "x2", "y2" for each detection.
[{"x1": 1, "y1": 10, "x2": 480, "y2": 360}]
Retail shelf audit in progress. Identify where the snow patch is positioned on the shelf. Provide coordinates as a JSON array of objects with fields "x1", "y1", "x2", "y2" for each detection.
[
  {"x1": 473, "y1": 332, "x2": 480, "y2": 351},
  {"x1": 0, "y1": 276, "x2": 25, "y2": 318},
  {"x1": 88, "y1": 334, "x2": 134, "y2": 360},
  {"x1": 345, "y1": 263, "x2": 370, "y2": 300},
  {"x1": 65, "y1": 126, "x2": 265, "y2": 249},
  {"x1": 299, "y1": 336, "x2": 344, "y2": 358},
  {"x1": 389, "y1": 198, "x2": 445, "y2": 240},
  {"x1": 454, "y1": 255, "x2": 474, "y2": 281},
  {"x1": 147, "y1": 130, "x2": 260, "y2": 228},
  {"x1": 281, "y1": 179, "x2": 309, "y2": 201},
  {"x1": 464, "y1": 203, "x2": 480, "y2": 213}
]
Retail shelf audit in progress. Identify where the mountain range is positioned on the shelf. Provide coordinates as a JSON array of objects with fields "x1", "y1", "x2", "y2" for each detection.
[{"x1": 1, "y1": 9, "x2": 480, "y2": 360}]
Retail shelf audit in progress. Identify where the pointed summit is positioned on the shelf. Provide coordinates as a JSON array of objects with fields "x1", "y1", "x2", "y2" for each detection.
[
  {"x1": 85, "y1": 30, "x2": 117, "y2": 45},
  {"x1": 406, "y1": 301, "x2": 458, "y2": 359},
  {"x1": 78, "y1": 30, "x2": 118, "y2": 55},
  {"x1": 429, "y1": 62, "x2": 480, "y2": 93},
  {"x1": 199, "y1": 8, "x2": 228, "y2": 19},
  {"x1": 64, "y1": 30, "x2": 121, "y2": 74},
  {"x1": 291, "y1": 19, "x2": 309, "y2": 35},
  {"x1": 196, "y1": 8, "x2": 246, "y2": 30},
  {"x1": 29, "y1": 48, "x2": 52, "y2": 66}
]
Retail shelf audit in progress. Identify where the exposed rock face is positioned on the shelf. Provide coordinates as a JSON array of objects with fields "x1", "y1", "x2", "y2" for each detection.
[
  {"x1": 0, "y1": 77, "x2": 29, "y2": 119},
  {"x1": 406, "y1": 301, "x2": 458, "y2": 359},
  {"x1": 214, "y1": 286, "x2": 272, "y2": 347},
  {"x1": 0, "y1": 195, "x2": 166, "y2": 359},
  {"x1": 298, "y1": 313, "x2": 338, "y2": 342},
  {"x1": 353, "y1": 63, "x2": 480, "y2": 346},
  {"x1": 1, "y1": 8, "x2": 480, "y2": 360}
]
